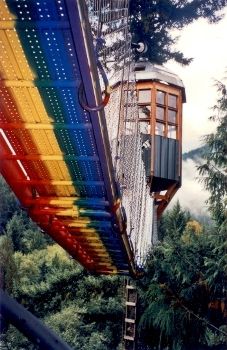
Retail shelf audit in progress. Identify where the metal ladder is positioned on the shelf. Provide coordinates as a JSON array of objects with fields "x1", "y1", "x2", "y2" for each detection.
[{"x1": 123, "y1": 278, "x2": 137, "y2": 350}]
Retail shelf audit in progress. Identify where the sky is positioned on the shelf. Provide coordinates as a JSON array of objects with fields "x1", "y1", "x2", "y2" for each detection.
[
  {"x1": 166, "y1": 7, "x2": 227, "y2": 152},
  {"x1": 166, "y1": 7, "x2": 227, "y2": 213}
]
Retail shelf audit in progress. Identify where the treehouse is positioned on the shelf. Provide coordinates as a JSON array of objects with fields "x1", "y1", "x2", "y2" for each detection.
[{"x1": 135, "y1": 62, "x2": 186, "y2": 217}]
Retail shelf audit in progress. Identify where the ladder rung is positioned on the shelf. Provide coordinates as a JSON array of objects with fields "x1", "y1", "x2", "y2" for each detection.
[
  {"x1": 124, "y1": 335, "x2": 135, "y2": 341},
  {"x1": 126, "y1": 301, "x2": 136, "y2": 306},
  {"x1": 125, "y1": 318, "x2": 135, "y2": 323},
  {"x1": 126, "y1": 285, "x2": 136, "y2": 290}
]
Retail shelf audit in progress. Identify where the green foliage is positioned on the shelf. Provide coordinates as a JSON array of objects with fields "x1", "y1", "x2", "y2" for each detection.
[
  {"x1": 0, "y1": 235, "x2": 17, "y2": 292},
  {"x1": 13, "y1": 245, "x2": 83, "y2": 316},
  {"x1": 4, "y1": 244, "x2": 124, "y2": 349},
  {"x1": 44, "y1": 302, "x2": 121, "y2": 350},
  {"x1": 198, "y1": 81, "x2": 227, "y2": 224},
  {"x1": 130, "y1": 0, "x2": 227, "y2": 65},
  {"x1": 0, "y1": 175, "x2": 19, "y2": 233},
  {"x1": 5, "y1": 211, "x2": 50, "y2": 253},
  {"x1": 158, "y1": 201, "x2": 190, "y2": 240},
  {"x1": 0, "y1": 175, "x2": 51, "y2": 253},
  {"x1": 138, "y1": 203, "x2": 227, "y2": 349}
]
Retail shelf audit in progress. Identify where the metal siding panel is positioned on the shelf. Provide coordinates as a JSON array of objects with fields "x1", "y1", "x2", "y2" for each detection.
[
  {"x1": 168, "y1": 138, "x2": 177, "y2": 180},
  {"x1": 151, "y1": 136, "x2": 180, "y2": 183},
  {"x1": 161, "y1": 137, "x2": 168, "y2": 179},
  {"x1": 175, "y1": 140, "x2": 180, "y2": 180},
  {"x1": 154, "y1": 135, "x2": 161, "y2": 178}
]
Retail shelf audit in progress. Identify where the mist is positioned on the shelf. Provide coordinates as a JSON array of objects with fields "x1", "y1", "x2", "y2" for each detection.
[{"x1": 171, "y1": 158, "x2": 209, "y2": 216}]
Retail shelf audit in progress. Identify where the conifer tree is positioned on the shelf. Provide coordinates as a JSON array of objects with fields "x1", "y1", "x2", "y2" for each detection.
[
  {"x1": 130, "y1": 0, "x2": 227, "y2": 64},
  {"x1": 198, "y1": 81, "x2": 227, "y2": 224}
]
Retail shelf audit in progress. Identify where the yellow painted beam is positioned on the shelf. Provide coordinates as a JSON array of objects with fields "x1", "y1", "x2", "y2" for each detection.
[
  {"x1": 0, "y1": 123, "x2": 92, "y2": 130},
  {"x1": 0, "y1": 154, "x2": 99, "y2": 161},
  {"x1": 0, "y1": 80, "x2": 77, "y2": 87},
  {"x1": 13, "y1": 180, "x2": 104, "y2": 186},
  {"x1": 0, "y1": 20, "x2": 70, "y2": 30}
]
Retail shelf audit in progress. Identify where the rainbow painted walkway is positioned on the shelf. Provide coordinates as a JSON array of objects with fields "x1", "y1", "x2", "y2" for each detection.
[{"x1": 0, "y1": 0, "x2": 136, "y2": 275}]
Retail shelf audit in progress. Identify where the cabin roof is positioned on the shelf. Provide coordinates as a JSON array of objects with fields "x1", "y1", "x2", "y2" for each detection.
[{"x1": 133, "y1": 61, "x2": 186, "y2": 102}]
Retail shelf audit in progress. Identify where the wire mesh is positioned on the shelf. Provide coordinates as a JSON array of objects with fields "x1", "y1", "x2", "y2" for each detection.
[
  {"x1": 86, "y1": 0, "x2": 154, "y2": 266},
  {"x1": 86, "y1": 0, "x2": 131, "y2": 81}
]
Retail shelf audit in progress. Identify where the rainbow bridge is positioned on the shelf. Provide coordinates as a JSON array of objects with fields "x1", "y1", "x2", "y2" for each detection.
[{"x1": 0, "y1": 0, "x2": 153, "y2": 277}]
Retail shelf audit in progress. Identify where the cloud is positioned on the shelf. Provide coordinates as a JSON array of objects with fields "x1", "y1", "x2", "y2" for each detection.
[
  {"x1": 166, "y1": 8, "x2": 227, "y2": 152},
  {"x1": 171, "y1": 158, "x2": 209, "y2": 215}
]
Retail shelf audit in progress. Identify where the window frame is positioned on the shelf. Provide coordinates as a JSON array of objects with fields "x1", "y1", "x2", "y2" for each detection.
[
  {"x1": 137, "y1": 88, "x2": 152, "y2": 134},
  {"x1": 136, "y1": 83, "x2": 182, "y2": 141},
  {"x1": 155, "y1": 88, "x2": 178, "y2": 139}
]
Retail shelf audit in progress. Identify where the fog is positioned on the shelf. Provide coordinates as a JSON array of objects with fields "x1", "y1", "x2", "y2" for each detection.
[{"x1": 171, "y1": 158, "x2": 209, "y2": 216}]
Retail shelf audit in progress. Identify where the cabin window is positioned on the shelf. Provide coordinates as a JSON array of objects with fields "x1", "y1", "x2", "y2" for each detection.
[
  {"x1": 157, "y1": 90, "x2": 165, "y2": 105},
  {"x1": 156, "y1": 122, "x2": 165, "y2": 136},
  {"x1": 138, "y1": 89, "x2": 151, "y2": 103},
  {"x1": 168, "y1": 94, "x2": 177, "y2": 108},
  {"x1": 137, "y1": 87, "x2": 179, "y2": 139},
  {"x1": 168, "y1": 109, "x2": 176, "y2": 123},
  {"x1": 139, "y1": 106, "x2": 151, "y2": 119},
  {"x1": 138, "y1": 89, "x2": 151, "y2": 131},
  {"x1": 168, "y1": 125, "x2": 177, "y2": 139},
  {"x1": 155, "y1": 90, "x2": 178, "y2": 138},
  {"x1": 157, "y1": 106, "x2": 165, "y2": 120},
  {"x1": 140, "y1": 121, "x2": 150, "y2": 134}
]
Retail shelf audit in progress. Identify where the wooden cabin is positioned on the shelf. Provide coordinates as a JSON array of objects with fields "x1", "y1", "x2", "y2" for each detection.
[{"x1": 134, "y1": 61, "x2": 186, "y2": 218}]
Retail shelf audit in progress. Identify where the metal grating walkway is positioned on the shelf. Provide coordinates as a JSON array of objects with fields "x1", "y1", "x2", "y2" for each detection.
[{"x1": 0, "y1": 0, "x2": 136, "y2": 276}]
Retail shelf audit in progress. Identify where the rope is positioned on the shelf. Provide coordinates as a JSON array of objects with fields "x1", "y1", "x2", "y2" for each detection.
[{"x1": 78, "y1": 59, "x2": 111, "y2": 112}]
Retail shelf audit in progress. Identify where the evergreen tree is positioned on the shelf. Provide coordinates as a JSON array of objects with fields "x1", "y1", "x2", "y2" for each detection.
[
  {"x1": 0, "y1": 236, "x2": 17, "y2": 350},
  {"x1": 158, "y1": 201, "x2": 190, "y2": 240},
  {"x1": 137, "y1": 78, "x2": 227, "y2": 348},
  {"x1": 5, "y1": 211, "x2": 50, "y2": 253},
  {"x1": 4, "y1": 243, "x2": 124, "y2": 350},
  {"x1": 198, "y1": 80, "x2": 227, "y2": 224},
  {"x1": 138, "y1": 209, "x2": 227, "y2": 350},
  {"x1": 130, "y1": 0, "x2": 227, "y2": 64},
  {"x1": 0, "y1": 176, "x2": 19, "y2": 233}
]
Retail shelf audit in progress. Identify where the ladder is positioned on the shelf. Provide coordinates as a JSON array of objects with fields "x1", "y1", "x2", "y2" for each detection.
[{"x1": 124, "y1": 279, "x2": 137, "y2": 350}]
